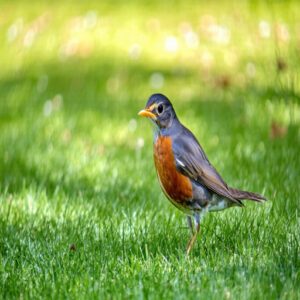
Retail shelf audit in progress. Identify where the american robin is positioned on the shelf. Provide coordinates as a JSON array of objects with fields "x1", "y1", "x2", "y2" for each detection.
[{"x1": 138, "y1": 93, "x2": 266, "y2": 255}]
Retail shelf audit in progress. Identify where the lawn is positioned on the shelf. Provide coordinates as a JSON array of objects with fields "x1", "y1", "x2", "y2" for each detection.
[{"x1": 0, "y1": 1, "x2": 300, "y2": 299}]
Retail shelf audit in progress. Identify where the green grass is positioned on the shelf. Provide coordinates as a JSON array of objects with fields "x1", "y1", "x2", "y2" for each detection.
[{"x1": 1, "y1": 1, "x2": 300, "y2": 299}]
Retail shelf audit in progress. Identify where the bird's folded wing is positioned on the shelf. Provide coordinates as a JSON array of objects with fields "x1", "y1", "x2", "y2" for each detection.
[{"x1": 173, "y1": 133, "x2": 243, "y2": 205}]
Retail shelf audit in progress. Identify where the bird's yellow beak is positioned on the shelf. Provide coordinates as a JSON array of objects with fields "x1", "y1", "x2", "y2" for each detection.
[{"x1": 138, "y1": 108, "x2": 156, "y2": 119}]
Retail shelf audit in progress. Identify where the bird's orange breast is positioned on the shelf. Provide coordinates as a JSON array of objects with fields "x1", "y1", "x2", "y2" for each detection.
[{"x1": 154, "y1": 136, "x2": 193, "y2": 203}]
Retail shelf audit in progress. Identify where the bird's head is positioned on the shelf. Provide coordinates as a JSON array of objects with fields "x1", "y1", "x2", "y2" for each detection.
[{"x1": 138, "y1": 93, "x2": 177, "y2": 129}]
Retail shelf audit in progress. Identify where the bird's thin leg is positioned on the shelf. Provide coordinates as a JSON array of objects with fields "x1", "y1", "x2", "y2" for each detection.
[
  {"x1": 186, "y1": 216, "x2": 194, "y2": 236},
  {"x1": 186, "y1": 214, "x2": 200, "y2": 255}
]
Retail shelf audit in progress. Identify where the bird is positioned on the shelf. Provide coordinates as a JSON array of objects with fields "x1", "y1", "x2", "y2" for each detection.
[{"x1": 138, "y1": 93, "x2": 266, "y2": 255}]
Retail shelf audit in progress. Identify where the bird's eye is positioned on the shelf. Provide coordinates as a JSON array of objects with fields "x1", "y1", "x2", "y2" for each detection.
[{"x1": 157, "y1": 103, "x2": 164, "y2": 115}]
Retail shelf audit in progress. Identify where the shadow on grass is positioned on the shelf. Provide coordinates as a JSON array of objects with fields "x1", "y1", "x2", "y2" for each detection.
[
  {"x1": 0, "y1": 57, "x2": 299, "y2": 211},
  {"x1": 1, "y1": 55, "x2": 299, "y2": 117}
]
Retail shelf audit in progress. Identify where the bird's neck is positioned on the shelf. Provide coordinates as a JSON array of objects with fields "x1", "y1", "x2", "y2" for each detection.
[{"x1": 153, "y1": 117, "x2": 181, "y2": 141}]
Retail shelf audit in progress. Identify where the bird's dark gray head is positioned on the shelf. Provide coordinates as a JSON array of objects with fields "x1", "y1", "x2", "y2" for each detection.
[{"x1": 138, "y1": 93, "x2": 177, "y2": 129}]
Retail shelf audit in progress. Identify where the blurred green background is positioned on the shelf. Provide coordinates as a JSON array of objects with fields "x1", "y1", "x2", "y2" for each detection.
[{"x1": 0, "y1": 1, "x2": 299, "y2": 299}]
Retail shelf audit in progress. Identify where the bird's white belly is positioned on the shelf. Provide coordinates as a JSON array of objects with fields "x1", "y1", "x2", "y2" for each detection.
[{"x1": 207, "y1": 199, "x2": 228, "y2": 211}]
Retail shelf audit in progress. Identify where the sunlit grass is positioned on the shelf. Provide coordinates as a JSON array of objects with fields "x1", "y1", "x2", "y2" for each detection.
[{"x1": 0, "y1": 0, "x2": 300, "y2": 299}]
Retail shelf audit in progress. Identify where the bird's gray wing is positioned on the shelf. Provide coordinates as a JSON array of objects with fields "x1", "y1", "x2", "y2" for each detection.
[{"x1": 172, "y1": 128, "x2": 243, "y2": 206}]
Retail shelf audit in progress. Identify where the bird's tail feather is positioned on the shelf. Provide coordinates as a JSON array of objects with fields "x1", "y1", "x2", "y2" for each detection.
[{"x1": 229, "y1": 187, "x2": 267, "y2": 202}]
